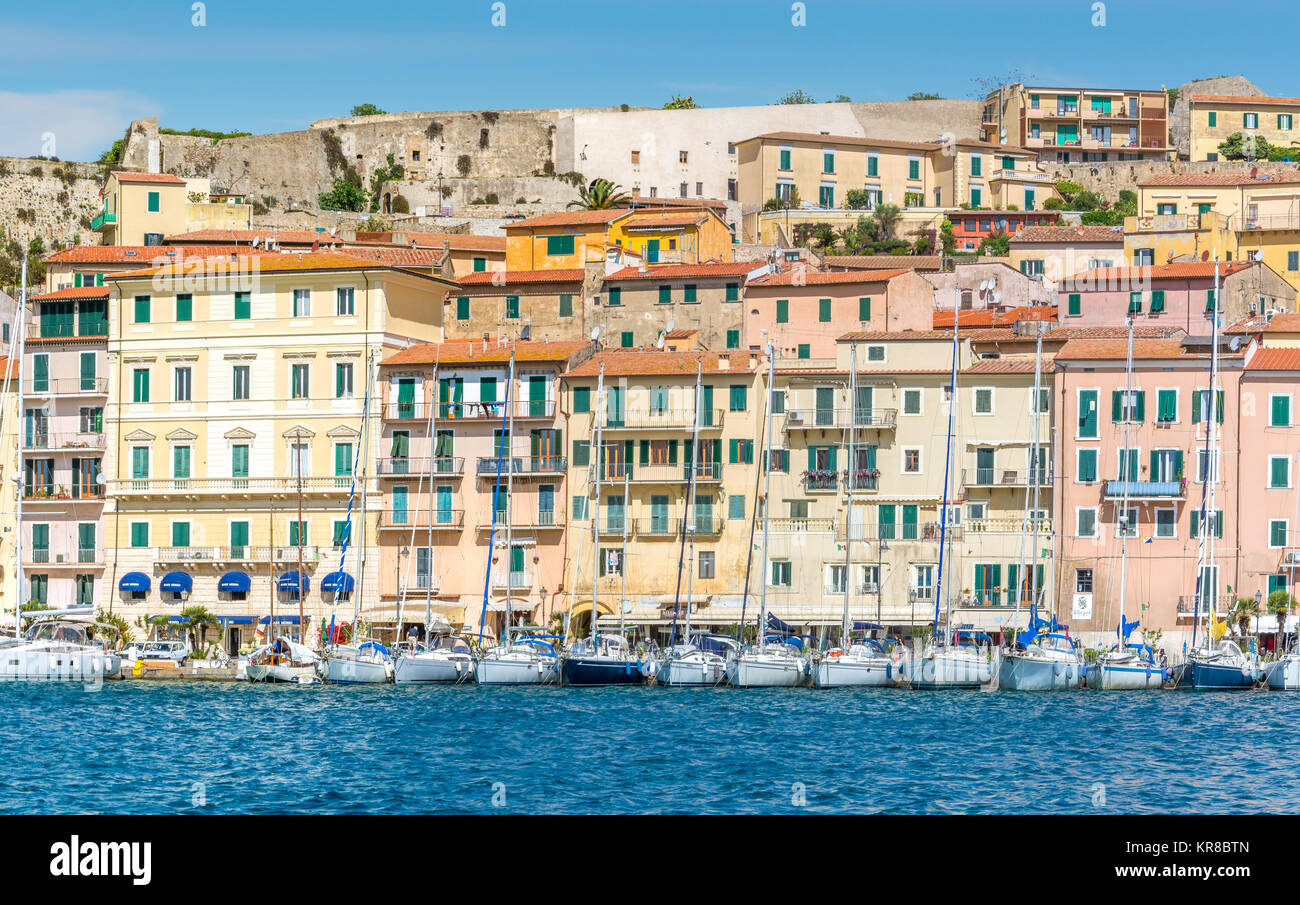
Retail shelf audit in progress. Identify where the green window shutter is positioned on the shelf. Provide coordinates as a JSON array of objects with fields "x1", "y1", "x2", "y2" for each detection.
[
  {"x1": 1272, "y1": 457, "x2": 1288, "y2": 488},
  {"x1": 823, "y1": 151, "x2": 834, "y2": 172},
  {"x1": 232, "y1": 444, "x2": 249, "y2": 478},
  {"x1": 1273, "y1": 395, "x2": 1291, "y2": 427},
  {"x1": 776, "y1": 299, "x2": 789, "y2": 323},
  {"x1": 147, "y1": 191, "x2": 159, "y2": 212},
  {"x1": 818, "y1": 298, "x2": 831, "y2": 322},
  {"x1": 235, "y1": 291, "x2": 251, "y2": 320},
  {"x1": 130, "y1": 522, "x2": 149, "y2": 547},
  {"x1": 779, "y1": 149, "x2": 791, "y2": 170},
  {"x1": 1150, "y1": 290, "x2": 1165, "y2": 312},
  {"x1": 546, "y1": 235, "x2": 575, "y2": 256},
  {"x1": 96, "y1": 273, "x2": 104, "y2": 286},
  {"x1": 1157, "y1": 389, "x2": 1176, "y2": 422},
  {"x1": 658, "y1": 285, "x2": 672, "y2": 304},
  {"x1": 608, "y1": 287, "x2": 621, "y2": 306},
  {"x1": 1192, "y1": 390, "x2": 1203, "y2": 423},
  {"x1": 726, "y1": 330, "x2": 739, "y2": 349},
  {"x1": 639, "y1": 440, "x2": 650, "y2": 466},
  {"x1": 909, "y1": 159, "x2": 919, "y2": 180},
  {"x1": 134, "y1": 295, "x2": 150, "y2": 324},
  {"x1": 456, "y1": 297, "x2": 470, "y2": 320},
  {"x1": 1206, "y1": 289, "x2": 1217, "y2": 312},
  {"x1": 668, "y1": 440, "x2": 678, "y2": 465},
  {"x1": 858, "y1": 297, "x2": 871, "y2": 321},
  {"x1": 725, "y1": 282, "x2": 739, "y2": 302},
  {"x1": 1067, "y1": 293, "x2": 1081, "y2": 316},
  {"x1": 573, "y1": 386, "x2": 590, "y2": 413},
  {"x1": 480, "y1": 377, "x2": 497, "y2": 404},
  {"x1": 867, "y1": 156, "x2": 878, "y2": 177},
  {"x1": 728, "y1": 439, "x2": 739, "y2": 464},
  {"x1": 505, "y1": 295, "x2": 520, "y2": 318},
  {"x1": 172, "y1": 521, "x2": 190, "y2": 547},
  {"x1": 176, "y1": 293, "x2": 192, "y2": 322},
  {"x1": 572, "y1": 440, "x2": 590, "y2": 467},
  {"x1": 1111, "y1": 390, "x2": 1122, "y2": 422},
  {"x1": 620, "y1": 331, "x2": 634, "y2": 348},
  {"x1": 1208, "y1": 111, "x2": 1216, "y2": 127},
  {"x1": 1128, "y1": 291, "x2": 1142, "y2": 314},
  {"x1": 1216, "y1": 389, "x2": 1225, "y2": 423},
  {"x1": 472, "y1": 257, "x2": 486, "y2": 273},
  {"x1": 1174, "y1": 449, "x2": 1184, "y2": 480},
  {"x1": 1078, "y1": 449, "x2": 1096, "y2": 483},
  {"x1": 878, "y1": 504, "x2": 896, "y2": 540},
  {"x1": 729, "y1": 385, "x2": 747, "y2": 411},
  {"x1": 73, "y1": 272, "x2": 82, "y2": 288},
  {"x1": 797, "y1": 344, "x2": 810, "y2": 359},
  {"x1": 558, "y1": 294, "x2": 573, "y2": 317},
  {"x1": 683, "y1": 285, "x2": 697, "y2": 303},
  {"x1": 1134, "y1": 391, "x2": 1145, "y2": 422}
]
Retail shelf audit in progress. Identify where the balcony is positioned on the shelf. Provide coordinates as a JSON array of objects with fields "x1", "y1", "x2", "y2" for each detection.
[
  {"x1": 803, "y1": 471, "x2": 838, "y2": 492},
  {"x1": 108, "y1": 476, "x2": 352, "y2": 498},
  {"x1": 477, "y1": 506, "x2": 564, "y2": 530},
  {"x1": 1241, "y1": 215, "x2": 1300, "y2": 232},
  {"x1": 23, "y1": 486, "x2": 104, "y2": 503},
  {"x1": 1103, "y1": 479, "x2": 1185, "y2": 500},
  {"x1": 877, "y1": 522, "x2": 954, "y2": 543},
  {"x1": 771, "y1": 517, "x2": 835, "y2": 534},
  {"x1": 588, "y1": 462, "x2": 723, "y2": 484},
  {"x1": 490, "y1": 570, "x2": 533, "y2": 590},
  {"x1": 25, "y1": 548, "x2": 103, "y2": 567},
  {"x1": 965, "y1": 517, "x2": 1053, "y2": 535},
  {"x1": 1177, "y1": 595, "x2": 1232, "y2": 616},
  {"x1": 379, "y1": 509, "x2": 466, "y2": 530},
  {"x1": 25, "y1": 377, "x2": 109, "y2": 396},
  {"x1": 384, "y1": 400, "x2": 557, "y2": 422},
  {"x1": 783, "y1": 408, "x2": 897, "y2": 431},
  {"x1": 26, "y1": 431, "x2": 106, "y2": 452},
  {"x1": 633, "y1": 517, "x2": 684, "y2": 538},
  {"x1": 377, "y1": 456, "x2": 465, "y2": 477},
  {"x1": 90, "y1": 210, "x2": 116, "y2": 231},
  {"x1": 601, "y1": 409, "x2": 726, "y2": 431},
  {"x1": 963, "y1": 468, "x2": 1054, "y2": 489},
  {"x1": 475, "y1": 455, "x2": 567, "y2": 477},
  {"x1": 1280, "y1": 549, "x2": 1300, "y2": 569},
  {"x1": 154, "y1": 545, "x2": 325, "y2": 563}
]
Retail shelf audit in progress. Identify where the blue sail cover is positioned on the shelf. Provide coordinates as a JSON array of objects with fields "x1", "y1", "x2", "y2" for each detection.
[
  {"x1": 766, "y1": 613, "x2": 797, "y2": 636},
  {"x1": 1117, "y1": 615, "x2": 1140, "y2": 641},
  {"x1": 694, "y1": 633, "x2": 735, "y2": 655}
]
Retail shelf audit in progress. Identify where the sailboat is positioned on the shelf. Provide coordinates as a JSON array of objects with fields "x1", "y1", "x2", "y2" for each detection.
[
  {"x1": 1170, "y1": 258, "x2": 1257, "y2": 690},
  {"x1": 1263, "y1": 645, "x2": 1300, "y2": 689},
  {"x1": 321, "y1": 350, "x2": 392, "y2": 684},
  {"x1": 474, "y1": 350, "x2": 559, "y2": 685},
  {"x1": 813, "y1": 343, "x2": 891, "y2": 687},
  {"x1": 247, "y1": 484, "x2": 319, "y2": 683},
  {"x1": 562, "y1": 360, "x2": 645, "y2": 686},
  {"x1": 728, "y1": 341, "x2": 807, "y2": 687},
  {"x1": 902, "y1": 292, "x2": 993, "y2": 689},
  {"x1": 1087, "y1": 318, "x2": 1164, "y2": 690},
  {"x1": 656, "y1": 361, "x2": 728, "y2": 686},
  {"x1": 998, "y1": 327, "x2": 1084, "y2": 690}
]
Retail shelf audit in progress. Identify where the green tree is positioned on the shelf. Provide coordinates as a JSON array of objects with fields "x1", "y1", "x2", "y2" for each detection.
[
  {"x1": 96, "y1": 610, "x2": 133, "y2": 647},
  {"x1": 979, "y1": 231, "x2": 1011, "y2": 256},
  {"x1": 179, "y1": 606, "x2": 221, "y2": 656},
  {"x1": 568, "y1": 177, "x2": 631, "y2": 210},
  {"x1": 939, "y1": 218, "x2": 955, "y2": 255},
  {"x1": 1231, "y1": 596, "x2": 1259, "y2": 641},
  {"x1": 777, "y1": 89, "x2": 817, "y2": 105},
  {"x1": 907, "y1": 92, "x2": 942, "y2": 100},
  {"x1": 1218, "y1": 131, "x2": 1273, "y2": 161},
  {"x1": 1269, "y1": 590, "x2": 1295, "y2": 647},
  {"x1": 319, "y1": 174, "x2": 366, "y2": 211},
  {"x1": 662, "y1": 95, "x2": 699, "y2": 110},
  {"x1": 873, "y1": 203, "x2": 902, "y2": 241},
  {"x1": 350, "y1": 103, "x2": 387, "y2": 117},
  {"x1": 368, "y1": 153, "x2": 405, "y2": 212},
  {"x1": 844, "y1": 188, "x2": 875, "y2": 210}
]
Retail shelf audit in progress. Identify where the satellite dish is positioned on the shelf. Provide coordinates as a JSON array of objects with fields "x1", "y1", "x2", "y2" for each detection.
[
  {"x1": 666, "y1": 320, "x2": 675, "y2": 333},
  {"x1": 1201, "y1": 250, "x2": 1210, "y2": 262},
  {"x1": 96, "y1": 472, "x2": 106, "y2": 484},
  {"x1": 1254, "y1": 250, "x2": 1265, "y2": 261},
  {"x1": 1229, "y1": 336, "x2": 1242, "y2": 351},
  {"x1": 590, "y1": 326, "x2": 600, "y2": 341}
]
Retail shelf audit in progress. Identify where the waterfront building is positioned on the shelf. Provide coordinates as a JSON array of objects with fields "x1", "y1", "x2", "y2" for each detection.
[
  {"x1": 981, "y1": 84, "x2": 1171, "y2": 164},
  {"x1": 559, "y1": 348, "x2": 763, "y2": 637},
  {"x1": 374, "y1": 338, "x2": 594, "y2": 641},
  {"x1": 1188, "y1": 94, "x2": 1300, "y2": 162},
  {"x1": 102, "y1": 252, "x2": 455, "y2": 654},
  {"x1": 0, "y1": 354, "x2": 18, "y2": 624}
]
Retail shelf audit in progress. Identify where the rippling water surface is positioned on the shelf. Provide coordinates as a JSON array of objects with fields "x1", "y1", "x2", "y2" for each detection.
[{"x1": 1, "y1": 682, "x2": 1296, "y2": 814}]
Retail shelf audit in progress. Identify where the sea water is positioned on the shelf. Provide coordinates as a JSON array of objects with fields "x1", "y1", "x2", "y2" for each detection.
[{"x1": 0, "y1": 682, "x2": 1295, "y2": 814}]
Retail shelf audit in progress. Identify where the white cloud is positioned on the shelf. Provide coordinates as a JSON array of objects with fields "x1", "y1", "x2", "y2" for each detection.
[{"x1": 0, "y1": 90, "x2": 159, "y2": 163}]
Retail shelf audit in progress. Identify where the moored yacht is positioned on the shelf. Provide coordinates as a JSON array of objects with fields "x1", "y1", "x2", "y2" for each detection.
[
  {"x1": 999, "y1": 611, "x2": 1084, "y2": 691},
  {"x1": 655, "y1": 633, "x2": 734, "y2": 686},
  {"x1": 474, "y1": 630, "x2": 560, "y2": 685},
  {"x1": 561, "y1": 633, "x2": 646, "y2": 686},
  {"x1": 394, "y1": 631, "x2": 475, "y2": 684},
  {"x1": 0, "y1": 614, "x2": 121, "y2": 681},
  {"x1": 320, "y1": 641, "x2": 392, "y2": 684},
  {"x1": 246, "y1": 636, "x2": 320, "y2": 683},
  {"x1": 1264, "y1": 651, "x2": 1300, "y2": 690},
  {"x1": 1169, "y1": 639, "x2": 1258, "y2": 689}
]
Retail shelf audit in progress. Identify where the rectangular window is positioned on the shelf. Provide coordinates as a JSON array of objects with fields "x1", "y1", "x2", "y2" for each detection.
[
  {"x1": 779, "y1": 148, "x2": 791, "y2": 170},
  {"x1": 175, "y1": 293, "x2": 192, "y2": 322},
  {"x1": 172, "y1": 521, "x2": 191, "y2": 547},
  {"x1": 858, "y1": 297, "x2": 871, "y2": 321},
  {"x1": 903, "y1": 388, "x2": 921, "y2": 415},
  {"x1": 683, "y1": 284, "x2": 697, "y2": 304},
  {"x1": 729, "y1": 495, "x2": 746, "y2": 519},
  {"x1": 1280, "y1": 114, "x2": 1293, "y2": 130},
  {"x1": 725, "y1": 282, "x2": 740, "y2": 302},
  {"x1": 908, "y1": 158, "x2": 920, "y2": 180},
  {"x1": 607, "y1": 287, "x2": 621, "y2": 307},
  {"x1": 134, "y1": 295, "x2": 151, "y2": 324},
  {"x1": 558, "y1": 294, "x2": 573, "y2": 317},
  {"x1": 130, "y1": 522, "x2": 149, "y2": 548},
  {"x1": 336, "y1": 287, "x2": 355, "y2": 316},
  {"x1": 1271, "y1": 455, "x2": 1292, "y2": 489},
  {"x1": 620, "y1": 331, "x2": 634, "y2": 348},
  {"x1": 293, "y1": 288, "x2": 311, "y2": 317},
  {"x1": 729, "y1": 385, "x2": 747, "y2": 411},
  {"x1": 1128, "y1": 291, "x2": 1143, "y2": 314},
  {"x1": 1067, "y1": 293, "x2": 1081, "y2": 316},
  {"x1": 456, "y1": 297, "x2": 470, "y2": 320},
  {"x1": 818, "y1": 298, "x2": 831, "y2": 322},
  {"x1": 546, "y1": 235, "x2": 575, "y2": 256},
  {"x1": 505, "y1": 295, "x2": 520, "y2": 319},
  {"x1": 147, "y1": 190, "x2": 160, "y2": 212},
  {"x1": 1155, "y1": 508, "x2": 1176, "y2": 538},
  {"x1": 970, "y1": 153, "x2": 982, "y2": 177},
  {"x1": 1077, "y1": 448, "x2": 1098, "y2": 483},
  {"x1": 776, "y1": 299, "x2": 789, "y2": 323},
  {"x1": 232, "y1": 365, "x2": 250, "y2": 400},
  {"x1": 1077, "y1": 508, "x2": 1096, "y2": 538},
  {"x1": 573, "y1": 386, "x2": 590, "y2": 413},
  {"x1": 173, "y1": 367, "x2": 192, "y2": 402},
  {"x1": 1271, "y1": 394, "x2": 1292, "y2": 427},
  {"x1": 1156, "y1": 388, "x2": 1177, "y2": 423},
  {"x1": 335, "y1": 362, "x2": 354, "y2": 399},
  {"x1": 1271, "y1": 519, "x2": 1289, "y2": 548},
  {"x1": 726, "y1": 330, "x2": 740, "y2": 349},
  {"x1": 658, "y1": 285, "x2": 672, "y2": 304},
  {"x1": 1245, "y1": 112, "x2": 1259, "y2": 128},
  {"x1": 797, "y1": 344, "x2": 809, "y2": 359},
  {"x1": 1207, "y1": 111, "x2": 1217, "y2": 127},
  {"x1": 973, "y1": 388, "x2": 993, "y2": 415},
  {"x1": 698, "y1": 551, "x2": 715, "y2": 579},
  {"x1": 292, "y1": 364, "x2": 310, "y2": 399},
  {"x1": 234, "y1": 291, "x2": 251, "y2": 320},
  {"x1": 769, "y1": 560, "x2": 792, "y2": 587},
  {"x1": 1190, "y1": 510, "x2": 1224, "y2": 539}
]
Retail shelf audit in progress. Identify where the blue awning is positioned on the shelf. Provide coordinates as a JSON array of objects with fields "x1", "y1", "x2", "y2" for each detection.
[
  {"x1": 218, "y1": 571, "x2": 251, "y2": 593},
  {"x1": 258, "y1": 615, "x2": 303, "y2": 625},
  {"x1": 119, "y1": 572, "x2": 151, "y2": 592},
  {"x1": 321, "y1": 571, "x2": 354, "y2": 594},
  {"x1": 277, "y1": 571, "x2": 310, "y2": 593},
  {"x1": 221, "y1": 616, "x2": 257, "y2": 625},
  {"x1": 159, "y1": 572, "x2": 193, "y2": 594}
]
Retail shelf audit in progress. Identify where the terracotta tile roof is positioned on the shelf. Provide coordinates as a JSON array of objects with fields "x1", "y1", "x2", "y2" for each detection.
[
  {"x1": 0, "y1": 356, "x2": 16, "y2": 380},
  {"x1": 109, "y1": 170, "x2": 185, "y2": 185},
  {"x1": 565, "y1": 349, "x2": 758, "y2": 377},
  {"x1": 665, "y1": 329, "x2": 698, "y2": 338},
  {"x1": 620, "y1": 212, "x2": 715, "y2": 230},
  {"x1": 1138, "y1": 171, "x2": 1300, "y2": 187},
  {"x1": 1247, "y1": 347, "x2": 1300, "y2": 370},
  {"x1": 504, "y1": 209, "x2": 629, "y2": 230},
  {"x1": 624, "y1": 197, "x2": 728, "y2": 214},
  {"x1": 742, "y1": 131, "x2": 943, "y2": 152},
  {"x1": 402, "y1": 232, "x2": 507, "y2": 252},
  {"x1": 1055, "y1": 338, "x2": 1192, "y2": 360},
  {"x1": 1191, "y1": 94, "x2": 1300, "y2": 107},
  {"x1": 966, "y1": 328, "x2": 1022, "y2": 342},
  {"x1": 457, "y1": 268, "x2": 585, "y2": 287},
  {"x1": 163, "y1": 229, "x2": 343, "y2": 246},
  {"x1": 1043, "y1": 325, "x2": 1185, "y2": 341},
  {"x1": 751, "y1": 268, "x2": 910, "y2": 288},
  {"x1": 604, "y1": 262, "x2": 762, "y2": 281},
  {"x1": 837, "y1": 330, "x2": 954, "y2": 341},
  {"x1": 821, "y1": 255, "x2": 943, "y2": 271},
  {"x1": 45, "y1": 244, "x2": 254, "y2": 264},
  {"x1": 28, "y1": 286, "x2": 110, "y2": 302},
  {"x1": 965, "y1": 357, "x2": 1056, "y2": 374},
  {"x1": 1226, "y1": 315, "x2": 1271, "y2": 334},
  {"x1": 1010, "y1": 225, "x2": 1125, "y2": 244},
  {"x1": 933, "y1": 306, "x2": 1058, "y2": 328},
  {"x1": 342, "y1": 246, "x2": 446, "y2": 268},
  {"x1": 1064, "y1": 261, "x2": 1255, "y2": 283},
  {"x1": 1263, "y1": 312, "x2": 1300, "y2": 332},
  {"x1": 107, "y1": 251, "x2": 431, "y2": 280},
  {"x1": 383, "y1": 338, "x2": 592, "y2": 368}
]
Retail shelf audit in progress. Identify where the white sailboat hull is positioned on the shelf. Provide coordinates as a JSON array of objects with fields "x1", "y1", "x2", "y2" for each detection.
[
  {"x1": 321, "y1": 656, "x2": 390, "y2": 684},
  {"x1": 0, "y1": 646, "x2": 120, "y2": 681},
  {"x1": 1264, "y1": 654, "x2": 1300, "y2": 690},
  {"x1": 902, "y1": 648, "x2": 993, "y2": 689},
  {"x1": 474, "y1": 654, "x2": 557, "y2": 685},
  {"x1": 726, "y1": 651, "x2": 806, "y2": 687},
  {"x1": 246, "y1": 663, "x2": 318, "y2": 683},
  {"x1": 998, "y1": 651, "x2": 1084, "y2": 690},
  {"x1": 394, "y1": 653, "x2": 473, "y2": 684},
  {"x1": 656, "y1": 654, "x2": 727, "y2": 686},
  {"x1": 812, "y1": 655, "x2": 891, "y2": 687},
  {"x1": 1087, "y1": 657, "x2": 1164, "y2": 690}
]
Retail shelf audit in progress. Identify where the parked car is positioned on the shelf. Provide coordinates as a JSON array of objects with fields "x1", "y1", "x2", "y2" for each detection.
[{"x1": 120, "y1": 640, "x2": 189, "y2": 664}]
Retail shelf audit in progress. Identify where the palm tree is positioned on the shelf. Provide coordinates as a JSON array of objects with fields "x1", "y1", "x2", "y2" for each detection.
[
  {"x1": 835, "y1": 226, "x2": 860, "y2": 255},
  {"x1": 179, "y1": 605, "x2": 221, "y2": 655},
  {"x1": 811, "y1": 223, "x2": 838, "y2": 251},
  {"x1": 568, "y1": 178, "x2": 630, "y2": 210},
  {"x1": 1269, "y1": 590, "x2": 1294, "y2": 650},
  {"x1": 874, "y1": 203, "x2": 903, "y2": 241},
  {"x1": 1231, "y1": 596, "x2": 1259, "y2": 643}
]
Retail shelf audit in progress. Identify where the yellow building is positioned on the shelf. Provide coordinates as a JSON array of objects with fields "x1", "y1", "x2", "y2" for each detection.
[
  {"x1": 0, "y1": 355, "x2": 18, "y2": 629},
  {"x1": 504, "y1": 207, "x2": 732, "y2": 271},
  {"x1": 93, "y1": 171, "x2": 253, "y2": 247},
  {"x1": 981, "y1": 84, "x2": 1170, "y2": 164},
  {"x1": 1188, "y1": 94, "x2": 1300, "y2": 162},
  {"x1": 606, "y1": 209, "x2": 734, "y2": 264},
  {"x1": 102, "y1": 252, "x2": 455, "y2": 653},
  {"x1": 559, "y1": 348, "x2": 763, "y2": 637}
]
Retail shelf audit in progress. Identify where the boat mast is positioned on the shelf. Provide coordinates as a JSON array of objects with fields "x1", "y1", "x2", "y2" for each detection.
[
  {"x1": 619, "y1": 465, "x2": 629, "y2": 639},
  {"x1": 423, "y1": 362, "x2": 438, "y2": 637},
  {"x1": 267, "y1": 497, "x2": 275, "y2": 647},
  {"x1": 1118, "y1": 317, "x2": 1134, "y2": 652},
  {"x1": 683, "y1": 361, "x2": 703, "y2": 644},
  {"x1": 934, "y1": 289, "x2": 959, "y2": 646},
  {"x1": 842, "y1": 343, "x2": 857, "y2": 647},
  {"x1": 1031, "y1": 328, "x2": 1043, "y2": 619},
  {"x1": 12, "y1": 257, "x2": 27, "y2": 640},
  {"x1": 758, "y1": 341, "x2": 775, "y2": 645},
  {"x1": 296, "y1": 433, "x2": 305, "y2": 643},
  {"x1": 1203, "y1": 257, "x2": 1222, "y2": 645},
  {"x1": 590, "y1": 363, "x2": 605, "y2": 641},
  {"x1": 503, "y1": 352, "x2": 516, "y2": 638}
]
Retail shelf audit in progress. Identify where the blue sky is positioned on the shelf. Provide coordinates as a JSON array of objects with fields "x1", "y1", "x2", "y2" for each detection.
[{"x1": 1, "y1": 0, "x2": 1293, "y2": 162}]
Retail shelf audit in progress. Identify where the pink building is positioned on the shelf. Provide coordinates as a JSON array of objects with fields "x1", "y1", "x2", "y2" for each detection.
[
  {"x1": 1054, "y1": 334, "x2": 1243, "y2": 647},
  {"x1": 744, "y1": 268, "x2": 933, "y2": 360},
  {"x1": 1058, "y1": 260, "x2": 1293, "y2": 332}
]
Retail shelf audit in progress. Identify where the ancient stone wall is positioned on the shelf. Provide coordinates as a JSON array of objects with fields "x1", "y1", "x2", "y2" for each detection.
[
  {"x1": 1169, "y1": 75, "x2": 1264, "y2": 158},
  {"x1": 0, "y1": 157, "x2": 104, "y2": 249}
]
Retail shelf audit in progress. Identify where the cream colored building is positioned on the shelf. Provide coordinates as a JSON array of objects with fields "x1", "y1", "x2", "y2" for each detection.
[
  {"x1": 0, "y1": 355, "x2": 18, "y2": 628},
  {"x1": 560, "y1": 349, "x2": 763, "y2": 637},
  {"x1": 1188, "y1": 94, "x2": 1300, "y2": 162},
  {"x1": 94, "y1": 171, "x2": 253, "y2": 247},
  {"x1": 1009, "y1": 224, "x2": 1126, "y2": 291},
  {"x1": 102, "y1": 252, "x2": 454, "y2": 653}
]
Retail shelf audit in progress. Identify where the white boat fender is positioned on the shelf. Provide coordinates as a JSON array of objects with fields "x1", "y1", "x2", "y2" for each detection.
[{"x1": 1052, "y1": 661, "x2": 1063, "y2": 677}]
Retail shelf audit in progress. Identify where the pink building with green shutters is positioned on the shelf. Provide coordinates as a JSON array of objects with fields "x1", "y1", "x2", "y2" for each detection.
[
  {"x1": 1053, "y1": 334, "x2": 1244, "y2": 648},
  {"x1": 1058, "y1": 261, "x2": 1293, "y2": 332}
]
